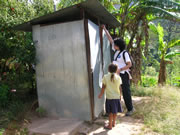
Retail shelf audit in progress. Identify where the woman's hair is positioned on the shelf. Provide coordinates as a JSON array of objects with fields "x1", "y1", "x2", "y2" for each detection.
[
  {"x1": 114, "y1": 38, "x2": 126, "y2": 52},
  {"x1": 108, "y1": 63, "x2": 118, "y2": 82}
]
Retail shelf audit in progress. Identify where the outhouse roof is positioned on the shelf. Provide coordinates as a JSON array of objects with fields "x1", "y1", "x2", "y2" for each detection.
[{"x1": 14, "y1": 0, "x2": 120, "y2": 32}]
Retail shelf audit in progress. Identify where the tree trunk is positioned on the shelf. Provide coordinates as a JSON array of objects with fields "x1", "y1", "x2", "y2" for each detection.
[
  {"x1": 143, "y1": 18, "x2": 149, "y2": 57},
  {"x1": 119, "y1": 7, "x2": 128, "y2": 38},
  {"x1": 130, "y1": 34, "x2": 143, "y2": 85},
  {"x1": 127, "y1": 13, "x2": 144, "y2": 51},
  {"x1": 158, "y1": 57, "x2": 166, "y2": 85}
]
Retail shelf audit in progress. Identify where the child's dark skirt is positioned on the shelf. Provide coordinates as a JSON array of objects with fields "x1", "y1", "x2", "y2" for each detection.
[{"x1": 105, "y1": 99, "x2": 123, "y2": 114}]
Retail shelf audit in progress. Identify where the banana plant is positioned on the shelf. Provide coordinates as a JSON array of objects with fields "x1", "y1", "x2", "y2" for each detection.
[
  {"x1": 149, "y1": 23, "x2": 180, "y2": 85},
  {"x1": 114, "y1": 0, "x2": 180, "y2": 48}
]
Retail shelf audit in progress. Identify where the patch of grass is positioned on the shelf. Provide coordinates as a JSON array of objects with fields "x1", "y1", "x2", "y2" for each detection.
[
  {"x1": 0, "y1": 129, "x2": 4, "y2": 135},
  {"x1": 0, "y1": 99, "x2": 36, "y2": 134},
  {"x1": 16, "y1": 127, "x2": 29, "y2": 135},
  {"x1": 133, "y1": 86, "x2": 180, "y2": 135},
  {"x1": 35, "y1": 107, "x2": 47, "y2": 117},
  {"x1": 131, "y1": 85, "x2": 156, "y2": 97}
]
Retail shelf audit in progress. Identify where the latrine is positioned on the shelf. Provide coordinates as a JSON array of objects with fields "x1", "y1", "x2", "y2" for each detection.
[{"x1": 15, "y1": 0, "x2": 120, "y2": 121}]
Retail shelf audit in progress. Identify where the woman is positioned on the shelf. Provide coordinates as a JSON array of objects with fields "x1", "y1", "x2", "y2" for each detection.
[{"x1": 102, "y1": 25, "x2": 134, "y2": 116}]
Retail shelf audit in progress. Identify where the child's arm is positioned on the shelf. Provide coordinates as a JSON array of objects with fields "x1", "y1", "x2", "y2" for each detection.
[
  {"x1": 119, "y1": 86, "x2": 122, "y2": 101},
  {"x1": 98, "y1": 84, "x2": 106, "y2": 99},
  {"x1": 101, "y1": 25, "x2": 114, "y2": 45}
]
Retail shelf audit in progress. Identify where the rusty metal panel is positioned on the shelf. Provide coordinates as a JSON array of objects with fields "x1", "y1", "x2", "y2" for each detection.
[
  {"x1": 32, "y1": 20, "x2": 91, "y2": 120},
  {"x1": 88, "y1": 20, "x2": 104, "y2": 117}
]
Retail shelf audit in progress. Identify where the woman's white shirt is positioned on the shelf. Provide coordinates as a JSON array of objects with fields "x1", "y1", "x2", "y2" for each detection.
[{"x1": 112, "y1": 43, "x2": 131, "y2": 74}]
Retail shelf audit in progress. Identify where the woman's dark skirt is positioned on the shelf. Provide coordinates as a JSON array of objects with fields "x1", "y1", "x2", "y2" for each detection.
[{"x1": 105, "y1": 99, "x2": 123, "y2": 114}]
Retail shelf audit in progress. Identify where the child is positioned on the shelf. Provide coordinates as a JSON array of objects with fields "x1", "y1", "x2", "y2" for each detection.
[{"x1": 98, "y1": 63, "x2": 122, "y2": 130}]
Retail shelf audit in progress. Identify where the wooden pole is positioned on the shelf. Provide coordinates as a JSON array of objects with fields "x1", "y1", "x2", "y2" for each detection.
[{"x1": 84, "y1": 17, "x2": 95, "y2": 121}]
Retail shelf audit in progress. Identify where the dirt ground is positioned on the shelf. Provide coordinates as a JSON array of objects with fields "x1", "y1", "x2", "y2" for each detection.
[
  {"x1": 3, "y1": 97, "x2": 159, "y2": 135},
  {"x1": 73, "y1": 97, "x2": 158, "y2": 135}
]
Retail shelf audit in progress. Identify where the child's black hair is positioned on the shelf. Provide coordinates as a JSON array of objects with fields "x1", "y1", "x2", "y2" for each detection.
[
  {"x1": 108, "y1": 63, "x2": 118, "y2": 82},
  {"x1": 114, "y1": 38, "x2": 126, "y2": 52}
]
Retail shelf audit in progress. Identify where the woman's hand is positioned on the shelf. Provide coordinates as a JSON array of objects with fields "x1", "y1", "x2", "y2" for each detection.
[
  {"x1": 101, "y1": 24, "x2": 114, "y2": 45},
  {"x1": 101, "y1": 24, "x2": 105, "y2": 29}
]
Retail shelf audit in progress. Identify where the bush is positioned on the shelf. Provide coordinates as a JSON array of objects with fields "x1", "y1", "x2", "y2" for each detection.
[
  {"x1": 141, "y1": 75, "x2": 157, "y2": 87},
  {"x1": 167, "y1": 55, "x2": 180, "y2": 87},
  {"x1": 6, "y1": 101, "x2": 25, "y2": 121},
  {"x1": 168, "y1": 76, "x2": 180, "y2": 87},
  {"x1": 0, "y1": 84, "x2": 9, "y2": 107},
  {"x1": 145, "y1": 67, "x2": 158, "y2": 76}
]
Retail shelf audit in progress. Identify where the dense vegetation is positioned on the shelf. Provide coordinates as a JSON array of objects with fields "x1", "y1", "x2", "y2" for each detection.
[
  {"x1": 0, "y1": 0, "x2": 54, "y2": 132},
  {"x1": 0, "y1": 0, "x2": 179, "y2": 134}
]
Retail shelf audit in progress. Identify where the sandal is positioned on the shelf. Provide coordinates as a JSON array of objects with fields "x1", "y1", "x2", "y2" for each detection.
[{"x1": 104, "y1": 125, "x2": 112, "y2": 130}]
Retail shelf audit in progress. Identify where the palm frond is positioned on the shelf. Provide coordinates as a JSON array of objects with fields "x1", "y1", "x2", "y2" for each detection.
[
  {"x1": 165, "y1": 52, "x2": 180, "y2": 58},
  {"x1": 138, "y1": 6, "x2": 180, "y2": 21},
  {"x1": 157, "y1": 24, "x2": 165, "y2": 50},
  {"x1": 168, "y1": 39, "x2": 180, "y2": 48},
  {"x1": 149, "y1": 22, "x2": 158, "y2": 34},
  {"x1": 142, "y1": 0, "x2": 180, "y2": 12}
]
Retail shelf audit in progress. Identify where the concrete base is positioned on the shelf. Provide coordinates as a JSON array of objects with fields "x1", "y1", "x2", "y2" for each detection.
[{"x1": 28, "y1": 117, "x2": 82, "y2": 135}]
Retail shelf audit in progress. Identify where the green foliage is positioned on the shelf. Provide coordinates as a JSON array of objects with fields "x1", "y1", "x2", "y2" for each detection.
[
  {"x1": 57, "y1": 0, "x2": 85, "y2": 9},
  {"x1": 168, "y1": 76, "x2": 180, "y2": 87},
  {"x1": 149, "y1": 22, "x2": 180, "y2": 84},
  {"x1": 0, "y1": 0, "x2": 54, "y2": 130},
  {"x1": 16, "y1": 128, "x2": 29, "y2": 135},
  {"x1": 149, "y1": 23, "x2": 180, "y2": 59},
  {"x1": 57, "y1": 0, "x2": 116, "y2": 13},
  {"x1": 141, "y1": 75, "x2": 157, "y2": 87},
  {"x1": 36, "y1": 107, "x2": 47, "y2": 117},
  {"x1": 0, "y1": 0, "x2": 37, "y2": 93},
  {"x1": 168, "y1": 39, "x2": 180, "y2": 48},
  {"x1": 167, "y1": 55, "x2": 180, "y2": 87},
  {"x1": 0, "y1": 129, "x2": 4, "y2": 135},
  {"x1": 144, "y1": 67, "x2": 157, "y2": 76},
  {"x1": 165, "y1": 51, "x2": 180, "y2": 59},
  {"x1": 31, "y1": 0, "x2": 54, "y2": 16},
  {"x1": 0, "y1": 84, "x2": 9, "y2": 107},
  {"x1": 6, "y1": 100, "x2": 25, "y2": 121},
  {"x1": 99, "y1": 0, "x2": 116, "y2": 13},
  {"x1": 157, "y1": 24, "x2": 165, "y2": 54}
]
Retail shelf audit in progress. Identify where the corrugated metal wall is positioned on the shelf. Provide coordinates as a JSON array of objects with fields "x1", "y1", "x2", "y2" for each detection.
[
  {"x1": 88, "y1": 20, "x2": 111, "y2": 117},
  {"x1": 32, "y1": 20, "x2": 91, "y2": 120},
  {"x1": 102, "y1": 30, "x2": 111, "y2": 75},
  {"x1": 32, "y1": 19, "x2": 111, "y2": 121},
  {"x1": 88, "y1": 20, "x2": 104, "y2": 117}
]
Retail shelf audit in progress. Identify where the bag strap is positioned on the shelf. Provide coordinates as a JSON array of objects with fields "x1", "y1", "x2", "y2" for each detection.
[
  {"x1": 114, "y1": 51, "x2": 121, "y2": 61},
  {"x1": 123, "y1": 50, "x2": 133, "y2": 66},
  {"x1": 122, "y1": 51, "x2": 127, "y2": 63}
]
